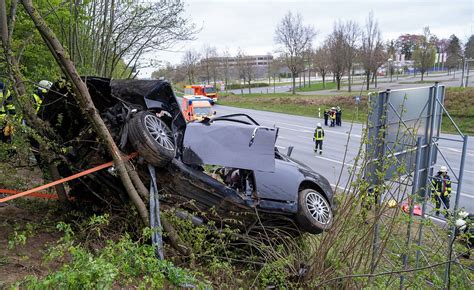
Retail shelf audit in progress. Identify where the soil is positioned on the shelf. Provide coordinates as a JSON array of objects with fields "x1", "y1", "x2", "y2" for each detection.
[{"x1": 0, "y1": 202, "x2": 63, "y2": 286}]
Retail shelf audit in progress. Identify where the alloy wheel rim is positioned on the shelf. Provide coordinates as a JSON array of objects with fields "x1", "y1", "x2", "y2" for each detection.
[
  {"x1": 305, "y1": 191, "x2": 331, "y2": 225},
  {"x1": 144, "y1": 115, "x2": 174, "y2": 151}
]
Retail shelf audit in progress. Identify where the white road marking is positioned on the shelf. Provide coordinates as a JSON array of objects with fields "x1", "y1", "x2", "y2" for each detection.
[
  {"x1": 313, "y1": 155, "x2": 361, "y2": 169},
  {"x1": 257, "y1": 118, "x2": 362, "y2": 138},
  {"x1": 275, "y1": 145, "x2": 286, "y2": 150}
]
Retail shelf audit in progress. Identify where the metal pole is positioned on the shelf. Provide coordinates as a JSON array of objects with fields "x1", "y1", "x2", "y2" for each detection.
[
  {"x1": 148, "y1": 165, "x2": 164, "y2": 260},
  {"x1": 443, "y1": 135, "x2": 468, "y2": 288},
  {"x1": 415, "y1": 82, "x2": 439, "y2": 267},
  {"x1": 370, "y1": 89, "x2": 389, "y2": 282},
  {"x1": 400, "y1": 137, "x2": 423, "y2": 289},
  {"x1": 460, "y1": 57, "x2": 466, "y2": 87},
  {"x1": 465, "y1": 61, "x2": 470, "y2": 87}
]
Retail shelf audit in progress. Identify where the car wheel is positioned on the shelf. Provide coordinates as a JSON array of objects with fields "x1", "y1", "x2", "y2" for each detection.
[
  {"x1": 128, "y1": 111, "x2": 175, "y2": 167},
  {"x1": 296, "y1": 189, "x2": 333, "y2": 234}
]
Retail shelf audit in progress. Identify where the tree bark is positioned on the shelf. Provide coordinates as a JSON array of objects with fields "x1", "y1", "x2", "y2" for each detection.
[
  {"x1": 21, "y1": 0, "x2": 149, "y2": 225},
  {"x1": 366, "y1": 72, "x2": 370, "y2": 90},
  {"x1": 292, "y1": 72, "x2": 296, "y2": 94},
  {"x1": 348, "y1": 65, "x2": 352, "y2": 92}
]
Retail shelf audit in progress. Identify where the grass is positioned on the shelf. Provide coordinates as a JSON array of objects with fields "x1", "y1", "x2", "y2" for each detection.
[
  {"x1": 220, "y1": 93, "x2": 368, "y2": 123},
  {"x1": 219, "y1": 87, "x2": 474, "y2": 134},
  {"x1": 296, "y1": 81, "x2": 337, "y2": 92}
]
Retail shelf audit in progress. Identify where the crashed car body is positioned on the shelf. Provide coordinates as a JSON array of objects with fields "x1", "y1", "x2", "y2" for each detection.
[{"x1": 40, "y1": 77, "x2": 334, "y2": 234}]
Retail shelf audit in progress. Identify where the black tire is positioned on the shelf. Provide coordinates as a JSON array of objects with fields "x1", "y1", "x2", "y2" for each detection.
[
  {"x1": 128, "y1": 111, "x2": 175, "y2": 167},
  {"x1": 296, "y1": 189, "x2": 333, "y2": 234}
]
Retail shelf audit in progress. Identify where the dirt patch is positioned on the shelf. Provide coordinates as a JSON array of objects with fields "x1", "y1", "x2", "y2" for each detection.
[{"x1": 0, "y1": 203, "x2": 62, "y2": 286}]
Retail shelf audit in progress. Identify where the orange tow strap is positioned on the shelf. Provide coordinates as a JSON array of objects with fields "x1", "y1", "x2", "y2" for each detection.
[
  {"x1": 0, "y1": 153, "x2": 137, "y2": 203},
  {"x1": 0, "y1": 189, "x2": 58, "y2": 200}
]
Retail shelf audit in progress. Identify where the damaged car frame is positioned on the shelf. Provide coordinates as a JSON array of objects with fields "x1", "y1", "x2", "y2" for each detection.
[{"x1": 40, "y1": 77, "x2": 334, "y2": 234}]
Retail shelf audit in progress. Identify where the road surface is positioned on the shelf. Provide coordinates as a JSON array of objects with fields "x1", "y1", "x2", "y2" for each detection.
[{"x1": 213, "y1": 104, "x2": 474, "y2": 215}]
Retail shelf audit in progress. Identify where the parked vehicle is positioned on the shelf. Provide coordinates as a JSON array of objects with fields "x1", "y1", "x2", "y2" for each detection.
[
  {"x1": 184, "y1": 84, "x2": 218, "y2": 104},
  {"x1": 40, "y1": 77, "x2": 334, "y2": 234},
  {"x1": 181, "y1": 95, "x2": 215, "y2": 122}
]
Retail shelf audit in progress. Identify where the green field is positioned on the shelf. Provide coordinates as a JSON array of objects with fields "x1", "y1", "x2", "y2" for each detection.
[
  {"x1": 219, "y1": 87, "x2": 474, "y2": 134},
  {"x1": 296, "y1": 81, "x2": 337, "y2": 92}
]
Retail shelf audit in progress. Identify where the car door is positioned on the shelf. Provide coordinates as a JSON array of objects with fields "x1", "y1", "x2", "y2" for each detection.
[
  {"x1": 253, "y1": 158, "x2": 301, "y2": 202},
  {"x1": 182, "y1": 121, "x2": 277, "y2": 172}
]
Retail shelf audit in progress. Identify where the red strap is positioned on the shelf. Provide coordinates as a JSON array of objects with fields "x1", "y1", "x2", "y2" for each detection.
[{"x1": 0, "y1": 152, "x2": 137, "y2": 203}]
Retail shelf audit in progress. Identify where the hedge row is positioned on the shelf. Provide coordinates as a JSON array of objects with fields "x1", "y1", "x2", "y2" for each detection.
[{"x1": 225, "y1": 82, "x2": 269, "y2": 90}]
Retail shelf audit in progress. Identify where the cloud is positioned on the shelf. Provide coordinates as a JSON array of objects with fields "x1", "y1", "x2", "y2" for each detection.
[{"x1": 140, "y1": 0, "x2": 472, "y2": 78}]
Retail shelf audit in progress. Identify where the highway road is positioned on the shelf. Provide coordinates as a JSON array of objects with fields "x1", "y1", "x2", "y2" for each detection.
[
  {"x1": 228, "y1": 71, "x2": 472, "y2": 95},
  {"x1": 213, "y1": 104, "x2": 474, "y2": 215}
]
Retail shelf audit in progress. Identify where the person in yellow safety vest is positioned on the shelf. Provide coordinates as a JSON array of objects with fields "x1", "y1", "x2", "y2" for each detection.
[
  {"x1": 313, "y1": 123, "x2": 325, "y2": 155},
  {"x1": 0, "y1": 81, "x2": 15, "y2": 143},
  {"x1": 33, "y1": 80, "x2": 52, "y2": 112},
  {"x1": 431, "y1": 165, "x2": 452, "y2": 218},
  {"x1": 329, "y1": 107, "x2": 336, "y2": 127}
]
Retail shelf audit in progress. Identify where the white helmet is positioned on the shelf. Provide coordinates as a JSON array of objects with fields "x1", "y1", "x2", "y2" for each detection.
[
  {"x1": 317, "y1": 123, "x2": 322, "y2": 127},
  {"x1": 38, "y1": 80, "x2": 52, "y2": 90},
  {"x1": 455, "y1": 218, "x2": 467, "y2": 231},
  {"x1": 439, "y1": 166, "x2": 447, "y2": 173}
]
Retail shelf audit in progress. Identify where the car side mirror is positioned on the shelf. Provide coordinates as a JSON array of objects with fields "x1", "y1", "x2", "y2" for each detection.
[{"x1": 287, "y1": 146, "x2": 294, "y2": 157}]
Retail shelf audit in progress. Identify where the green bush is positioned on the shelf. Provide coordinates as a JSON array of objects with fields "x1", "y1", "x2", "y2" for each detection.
[
  {"x1": 226, "y1": 82, "x2": 269, "y2": 90},
  {"x1": 18, "y1": 218, "x2": 205, "y2": 289}
]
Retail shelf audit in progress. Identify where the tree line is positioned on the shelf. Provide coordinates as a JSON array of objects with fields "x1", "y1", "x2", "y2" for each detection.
[{"x1": 156, "y1": 11, "x2": 474, "y2": 94}]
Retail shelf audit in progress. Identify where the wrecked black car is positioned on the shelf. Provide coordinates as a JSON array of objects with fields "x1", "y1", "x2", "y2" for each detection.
[{"x1": 40, "y1": 77, "x2": 334, "y2": 234}]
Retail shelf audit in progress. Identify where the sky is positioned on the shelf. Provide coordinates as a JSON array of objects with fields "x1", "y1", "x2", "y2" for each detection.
[{"x1": 137, "y1": 0, "x2": 473, "y2": 78}]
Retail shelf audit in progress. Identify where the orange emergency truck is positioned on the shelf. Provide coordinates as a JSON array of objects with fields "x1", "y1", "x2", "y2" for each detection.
[
  {"x1": 182, "y1": 95, "x2": 215, "y2": 122},
  {"x1": 184, "y1": 85, "x2": 218, "y2": 104}
]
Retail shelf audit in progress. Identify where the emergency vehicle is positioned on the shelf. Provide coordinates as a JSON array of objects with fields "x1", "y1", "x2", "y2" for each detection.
[
  {"x1": 184, "y1": 85, "x2": 218, "y2": 104},
  {"x1": 181, "y1": 95, "x2": 215, "y2": 122}
]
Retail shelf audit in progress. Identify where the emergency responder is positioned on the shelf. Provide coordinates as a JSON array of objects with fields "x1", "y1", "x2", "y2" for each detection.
[
  {"x1": 0, "y1": 81, "x2": 15, "y2": 143},
  {"x1": 313, "y1": 123, "x2": 324, "y2": 154},
  {"x1": 431, "y1": 166, "x2": 452, "y2": 217},
  {"x1": 336, "y1": 106, "x2": 342, "y2": 126},
  {"x1": 323, "y1": 109, "x2": 329, "y2": 126},
  {"x1": 455, "y1": 211, "x2": 473, "y2": 258},
  {"x1": 33, "y1": 80, "x2": 52, "y2": 112},
  {"x1": 329, "y1": 107, "x2": 336, "y2": 127}
]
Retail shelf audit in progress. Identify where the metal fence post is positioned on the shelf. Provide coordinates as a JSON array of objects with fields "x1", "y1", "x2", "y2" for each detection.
[
  {"x1": 443, "y1": 135, "x2": 468, "y2": 288},
  {"x1": 415, "y1": 82, "x2": 439, "y2": 267}
]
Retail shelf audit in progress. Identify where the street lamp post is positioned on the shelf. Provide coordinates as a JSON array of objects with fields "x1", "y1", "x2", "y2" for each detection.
[{"x1": 388, "y1": 58, "x2": 393, "y2": 82}]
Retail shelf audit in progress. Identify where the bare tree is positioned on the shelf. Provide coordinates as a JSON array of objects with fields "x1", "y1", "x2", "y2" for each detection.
[
  {"x1": 445, "y1": 34, "x2": 462, "y2": 76},
  {"x1": 313, "y1": 44, "x2": 331, "y2": 88},
  {"x1": 361, "y1": 12, "x2": 384, "y2": 90},
  {"x1": 235, "y1": 50, "x2": 255, "y2": 94},
  {"x1": 343, "y1": 21, "x2": 360, "y2": 92},
  {"x1": 76, "y1": 0, "x2": 198, "y2": 78},
  {"x1": 182, "y1": 49, "x2": 200, "y2": 84},
  {"x1": 274, "y1": 11, "x2": 316, "y2": 94},
  {"x1": 201, "y1": 45, "x2": 217, "y2": 85},
  {"x1": 327, "y1": 27, "x2": 346, "y2": 90},
  {"x1": 412, "y1": 27, "x2": 436, "y2": 81},
  {"x1": 219, "y1": 49, "x2": 231, "y2": 92},
  {"x1": 269, "y1": 56, "x2": 284, "y2": 92}
]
